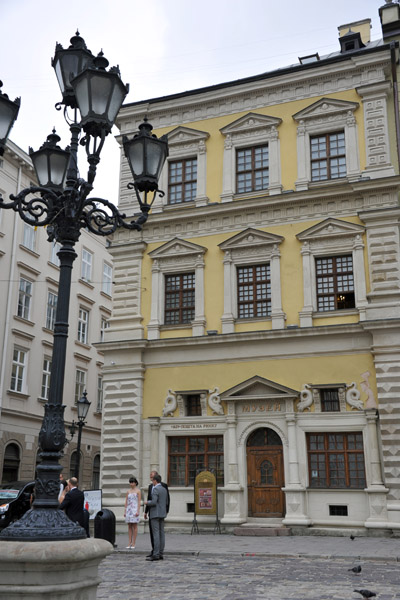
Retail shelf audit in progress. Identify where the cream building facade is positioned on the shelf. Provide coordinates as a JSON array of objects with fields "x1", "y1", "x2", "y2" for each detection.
[
  {"x1": 101, "y1": 4, "x2": 400, "y2": 534},
  {"x1": 0, "y1": 139, "x2": 112, "y2": 489}
]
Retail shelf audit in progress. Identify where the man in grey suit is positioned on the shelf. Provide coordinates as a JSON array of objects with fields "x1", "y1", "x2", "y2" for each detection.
[{"x1": 144, "y1": 474, "x2": 168, "y2": 561}]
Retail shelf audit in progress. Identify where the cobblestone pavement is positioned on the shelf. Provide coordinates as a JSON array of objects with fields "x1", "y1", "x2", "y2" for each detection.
[{"x1": 97, "y1": 552, "x2": 400, "y2": 600}]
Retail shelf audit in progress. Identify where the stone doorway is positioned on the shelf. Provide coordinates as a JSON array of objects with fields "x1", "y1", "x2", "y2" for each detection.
[{"x1": 246, "y1": 427, "x2": 285, "y2": 517}]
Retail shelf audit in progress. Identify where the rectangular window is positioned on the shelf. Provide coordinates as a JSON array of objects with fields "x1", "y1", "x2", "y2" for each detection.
[
  {"x1": 46, "y1": 291, "x2": 58, "y2": 330},
  {"x1": 75, "y1": 369, "x2": 86, "y2": 404},
  {"x1": 11, "y1": 348, "x2": 26, "y2": 393},
  {"x1": 100, "y1": 318, "x2": 110, "y2": 342},
  {"x1": 186, "y1": 394, "x2": 202, "y2": 417},
  {"x1": 168, "y1": 158, "x2": 197, "y2": 204},
  {"x1": 237, "y1": 264, "x2": 271, "y2": 319},
  {"x1": 321, "y1": 389, "x2": 340, "y2": 412},
  {"x1": 307, "y1": 432, "x2": 366, "y2": 489},
  {"x1": 316, "y1": 255, "x2": 355, "y2": 311},
  {"x1": 50, "y1": 241, "x2": 61, "y2": 266},
  {"x1": 77, "y1": 308, "x2": 89, "y2": 344},
  {"x1": 97, "y1": 376, "x2": 103, "y2": 412},
  {"x1": 41, "y1": 358, "x2": 52, "y2": 400},
  {"x1": 81, "y1": 249, "x2": 93, "y2": 281},
  {"x1": 236, "y1": 145, "x2": 269, "y2": 194},
  {"x1": 168, "y1": 436, "x2": 224, "y2": 486},
  {"x1": 102, "y1": 262, "x2": 113, "y2": 296},
  {"x1": 310, "y1": 131, "x2": 346, "y2": 181},
  {"x1": 23, "y1": 223, "x2": 36, "y2": 251},
  {"x1": 164, "y1": 273, "x2": 195, "y2": 325},
  {"x1": 17, "y1": 277, "x2": 32, "y2": 320}
]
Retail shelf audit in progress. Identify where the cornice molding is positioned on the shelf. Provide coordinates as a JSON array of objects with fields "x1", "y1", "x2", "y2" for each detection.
[
  {"x1": 112, "y1": 177, "x2": 400, "y2": 245},
  {"x1": 117, "y1": 53, "x2": 391, "y2": 133}
]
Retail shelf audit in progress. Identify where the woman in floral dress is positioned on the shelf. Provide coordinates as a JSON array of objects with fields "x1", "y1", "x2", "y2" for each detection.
[{"x1": 124, "y1": 477, "x2": 141, "y2": 548}]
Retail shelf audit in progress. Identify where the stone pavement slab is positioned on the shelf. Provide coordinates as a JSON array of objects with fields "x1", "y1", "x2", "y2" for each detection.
[
  {"x1": 98, "y1": 551, "x2": 400, "y2": 600},
  {"x1": 114, "y1": 532, "x2": 400, "y2": 561}
]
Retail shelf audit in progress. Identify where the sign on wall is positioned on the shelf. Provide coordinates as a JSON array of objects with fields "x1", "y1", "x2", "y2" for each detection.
[
  {"x1": 194, "y1": 471, "x2": 217, "y2": 516},
  {"x1": 84, "y1": 489, "x2": 102, "y2": 519}
]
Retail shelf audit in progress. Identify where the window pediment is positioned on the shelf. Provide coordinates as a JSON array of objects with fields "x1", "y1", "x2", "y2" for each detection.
[
  {"x1": 219, "y1": 228, "x2": 283, "y2": 254},
  {"x1": 167, "y1": 126, "x2": 209, "y2": 148},
  {"x1": 220, "y1": 112, "x2": 282, "y2": 137},
  {"x1": 220, "y1": 375, "x2": 298, "y2": 400},
  {"x1": 293, "y1": 98, "x2": 359, "y2": 122},
  {"x1": 297, "y1": 218, "x2": 365, "y2": 243},
  {"x1": 149, "y1": 237, "x2": 207, "y2": 262}
]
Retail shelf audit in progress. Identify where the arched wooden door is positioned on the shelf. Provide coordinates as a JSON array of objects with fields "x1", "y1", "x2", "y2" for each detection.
[{"x1": 246, "y1": 427, "x2": 285, "y2": 517}]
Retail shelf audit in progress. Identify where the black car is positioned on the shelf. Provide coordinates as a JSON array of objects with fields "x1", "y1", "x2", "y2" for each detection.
[{"x1": 0, "y1": 481, "x2": 35, "y2": 530}]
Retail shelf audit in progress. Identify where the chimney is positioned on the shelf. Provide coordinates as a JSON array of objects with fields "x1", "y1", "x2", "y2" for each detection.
[
  {"x1": 379, "y1": 1, "x2": 400, "y2": 40},
  {"x1": 338, "y1": 18, "x2": 371, "y2": 45}
]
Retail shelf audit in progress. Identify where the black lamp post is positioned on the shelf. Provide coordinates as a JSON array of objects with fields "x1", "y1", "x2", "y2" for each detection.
[
  {"x1": 0, "y1": 33, "x2": 168, "y2": 542},
  {"x1": 72, "y1": 391, "x2": 91, "y2": 479}
]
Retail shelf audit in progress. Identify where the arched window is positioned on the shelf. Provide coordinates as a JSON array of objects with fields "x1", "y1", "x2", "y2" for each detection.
[
  {"x1": 2, "y1": 443, "x2": 20, "y2": 483},
  {"x1": 247, "y1": 428, "x2": 282, "y2": 447},
  {"x1": 92, "y1": 455, "x2": 100, "y2": 489}
]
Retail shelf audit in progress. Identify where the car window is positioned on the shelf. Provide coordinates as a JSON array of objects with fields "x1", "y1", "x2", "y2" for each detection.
[{"x1": 0, "y1": 490, "x2": 19, "y2": 501}]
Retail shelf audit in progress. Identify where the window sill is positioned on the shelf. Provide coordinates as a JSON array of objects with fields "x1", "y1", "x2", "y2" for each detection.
[
  {"x1": 236, "y1": 316, "x2": 272, "y2": 323},
  {"x1": 100, "y1": 290, "x2": 112, "y2": 300},
  {"x1": 75, "y1": 340, "x2": 91, "y2": 351},
  {"x1": 47, "y1": 261, "x2": 60, "y2": 270},
  {"x1": 161, "y1": 323, "x2": 193, "y2": 331},
  {"x1": 306, "y1": 487, "x2": 365, "y2": 492},
  {"x1": 164, "y1": 201, "x2": 195, "y2": 210},
  {"x1": 37, "y1": 396, "x2": 48, "y2": 404},
  {"x1": 7, "y1": 390, "x2": 29, "y2": 400},
  {"x1": 19, "y1": 244, "x2": 40, "y2": 258},
  {"x1": 233, "y1": 190, "x2": 268, "y2": 201},
  {"x1": 308, "y1": 177, "x2": 348, "y2": 189},
  {"x1": 313, "y1": 309, "x2": 358, "y2": 318},
  {"x1": 13, "y1": 315, "x2": 35, "y2": 327},
  {"x1": 78, "y1": 278, "x2": 94, "y2": 290}
]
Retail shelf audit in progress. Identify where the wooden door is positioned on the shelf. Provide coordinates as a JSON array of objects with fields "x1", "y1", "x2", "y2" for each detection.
[{"x1": 247, "y1": 448, "x2": 285, "y2": 517}]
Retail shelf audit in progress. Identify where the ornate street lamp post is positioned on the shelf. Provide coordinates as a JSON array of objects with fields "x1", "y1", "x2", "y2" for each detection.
[
  {"x1": 72, "y1": 391, "x2": 91, "y2": 479},
  {"x1": 0, "y1": 33, "x2": 168, "y2": 542},
  {"x1": 0, "y1": 81, "x2": 20, "y2": 155}
]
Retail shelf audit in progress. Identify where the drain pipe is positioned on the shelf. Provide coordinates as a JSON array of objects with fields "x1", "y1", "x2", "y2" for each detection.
[{"x1": 390, "y1": 41, "x2": 400, "y2": 172}]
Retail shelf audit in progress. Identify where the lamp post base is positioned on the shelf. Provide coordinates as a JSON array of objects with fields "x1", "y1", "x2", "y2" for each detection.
[
  {"x1": 0, "y1": 507, "x2": 87, "y2": 542},
  {"x1": 0, "y1": 538, "x2": 112, "y2": 599}
]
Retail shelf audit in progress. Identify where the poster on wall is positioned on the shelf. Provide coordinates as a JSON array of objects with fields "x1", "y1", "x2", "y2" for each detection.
[{"x1": 84, "y1": 489, "x2": 102, "y2": 519}]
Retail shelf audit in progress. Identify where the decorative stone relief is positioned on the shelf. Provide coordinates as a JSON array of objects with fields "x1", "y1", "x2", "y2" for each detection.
[
  {"x1": 162, "y1": 389, "x2": 177, "y2": 417},
  {"x1": 297, "y1": 384, "x2": 313, "y2": 412},
  {"x1": 345, "y1": 382, "x2": 364, "y2": 410},
  {"x1": 208, "y1": 387, "x2": 224, "y2": 415},
  {"x1": 360, "y1": 371, "x2": 378, "y2": 409}
]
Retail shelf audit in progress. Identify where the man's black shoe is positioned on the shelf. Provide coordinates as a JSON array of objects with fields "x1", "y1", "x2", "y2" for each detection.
[
  {"x1": 159, "y1": 556, "x2": 164, "y2": 560},
  {"x1": 146, "y1": 556, "x2": 160, "y2": 561},
  {"x1": 146, "y1": 554, "x2": 153, "y2": 558}
]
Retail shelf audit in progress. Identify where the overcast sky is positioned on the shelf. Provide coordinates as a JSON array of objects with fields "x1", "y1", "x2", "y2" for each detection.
[{"x1": 1, "y1": 0, "x2": 384, "y2": 204}]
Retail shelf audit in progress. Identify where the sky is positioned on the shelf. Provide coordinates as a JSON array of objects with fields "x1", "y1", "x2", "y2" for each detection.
[{"x1": 0, "y1": 0, "x2": 385, "y2": 204}]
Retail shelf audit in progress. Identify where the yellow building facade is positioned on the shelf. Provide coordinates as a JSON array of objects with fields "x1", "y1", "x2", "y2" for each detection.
[{"x1": 101, "y1": 6, "x2": 400, "y2": 534}]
